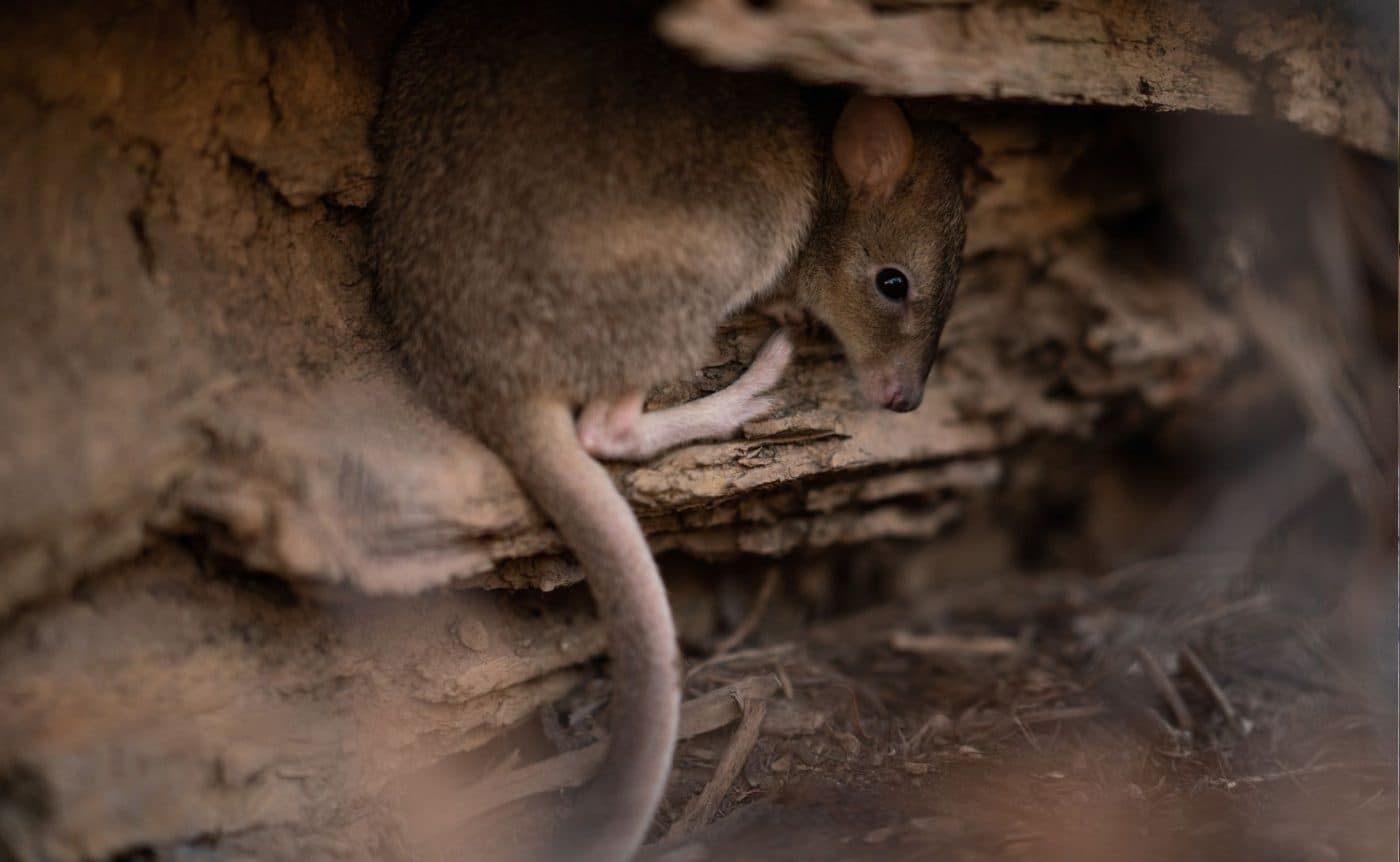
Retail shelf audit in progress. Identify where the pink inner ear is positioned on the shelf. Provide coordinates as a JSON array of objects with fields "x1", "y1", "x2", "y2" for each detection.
[{"x1": 833, "y1": 95, "x2": 915, "y2": 202}]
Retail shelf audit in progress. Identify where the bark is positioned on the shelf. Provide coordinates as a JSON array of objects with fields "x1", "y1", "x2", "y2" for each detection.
[{"x1": 659, "y1": 0, "x2": 1396, "y2": 156}]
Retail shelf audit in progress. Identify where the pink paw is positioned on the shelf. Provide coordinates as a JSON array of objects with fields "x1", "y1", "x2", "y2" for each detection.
[
  {"x1": 579, "y1": 426, "x2": 641, "y2": 460},
  {"x1": 577, "y1": 402, "x2": 642, "y2": 459},
  {"x1": 576, "y1": 422, "x2": 605, "y2": 455}
]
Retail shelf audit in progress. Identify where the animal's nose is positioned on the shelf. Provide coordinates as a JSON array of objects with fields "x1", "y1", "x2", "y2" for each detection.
[{"x1": 882, "y1": 382, "x2": 922, "y2": 412}]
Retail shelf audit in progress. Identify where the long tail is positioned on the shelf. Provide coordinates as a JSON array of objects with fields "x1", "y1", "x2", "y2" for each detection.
[{"x1": 480, "y1": 397, "x2": 681, "y2": 862}]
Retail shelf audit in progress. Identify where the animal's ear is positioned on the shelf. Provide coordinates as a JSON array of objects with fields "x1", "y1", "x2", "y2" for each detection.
[{"x1": 833, "y1": 95, "x2": 914, "y2": 204}]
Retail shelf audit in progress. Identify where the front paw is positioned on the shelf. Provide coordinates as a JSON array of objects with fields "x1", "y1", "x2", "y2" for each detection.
[{"x1": 578, "y1": 420, "x2": 645, "y2": 461}]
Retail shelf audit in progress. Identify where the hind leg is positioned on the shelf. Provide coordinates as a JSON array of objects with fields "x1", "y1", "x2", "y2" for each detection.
[{"x1": 578, "y1": 330, "x2": 793, "y2": 461}]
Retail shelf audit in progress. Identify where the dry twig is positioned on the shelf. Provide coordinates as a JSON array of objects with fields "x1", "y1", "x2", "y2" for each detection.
[
  {"x1": 666, "y1": 695, "x2": 769, "y2": 839},
  {"x1": 891, "y1": 631, "x2": 1020, "y2": 658},
  {"x1": 685, "y1": 642, "x2": 798, "y2": 682},
  {"x1": 1181, "y1": 647, "x2": 1246, "y2": 735},
  {"x1": 429, "y1": 675, "x2": 780, "y2": 835},
  {"x1": 1017, "y1": 704, "x2": 1107, "y2": 725},
  {"x1": 712, "y1": 567, "x2": 781, "y2": 656},
  {"x1": 1135, "y1": 647, "x2": 1194, "y2": 734}
]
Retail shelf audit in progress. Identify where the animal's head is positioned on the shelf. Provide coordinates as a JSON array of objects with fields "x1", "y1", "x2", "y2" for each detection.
[{"x1": 804, "y1": 95, "x2": 970, "y2": 412}]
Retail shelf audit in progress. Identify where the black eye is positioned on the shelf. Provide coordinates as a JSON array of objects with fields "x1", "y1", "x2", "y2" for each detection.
[{"x1": 875, "y1": 267, "x2": 908, "y2": 302}]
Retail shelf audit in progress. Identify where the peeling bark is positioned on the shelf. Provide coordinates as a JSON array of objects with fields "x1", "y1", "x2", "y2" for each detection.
[{"x1": 659, "y1": 0, "x2": 1396, "y2": 156}]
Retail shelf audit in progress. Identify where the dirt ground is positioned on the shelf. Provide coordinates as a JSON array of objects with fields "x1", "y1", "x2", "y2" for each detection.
[
  {"x1": 639, "y1": 553, "x2": 1395, "y2": 862},
  {"x1": 425, "y1": 475, "x2": 1392, "y2": 862}
]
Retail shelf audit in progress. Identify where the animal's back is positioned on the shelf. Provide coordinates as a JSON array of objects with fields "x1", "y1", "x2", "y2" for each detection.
[{"x1": 374, "y1": 0, "x2": 820, "y2": 417}]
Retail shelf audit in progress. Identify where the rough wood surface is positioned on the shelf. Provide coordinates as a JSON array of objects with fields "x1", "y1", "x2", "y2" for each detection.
[
  {"x1": 659, "y1": 0, "x2": 1397, "y2": 156},
  {"x1": 0, "y1": 548, "x2": 597, "y2": 861}
]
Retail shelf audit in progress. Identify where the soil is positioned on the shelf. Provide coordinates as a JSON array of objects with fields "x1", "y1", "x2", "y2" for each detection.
[{"x1": 639, "y1": 553, "x2": 1394, "y2": 862}]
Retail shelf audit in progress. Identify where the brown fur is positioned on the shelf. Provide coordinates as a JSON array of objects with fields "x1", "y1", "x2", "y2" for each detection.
[
  {"x1": 373, "y1": 2, "x2": 969, "y2": 860},
  {"x1": 375, "y1": 1, "x2": 819, "y2": 416}
]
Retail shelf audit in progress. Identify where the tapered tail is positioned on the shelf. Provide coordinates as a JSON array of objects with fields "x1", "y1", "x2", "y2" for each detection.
[{"x1": 480, "y1": 397, "x2": 680, "y2": 862}]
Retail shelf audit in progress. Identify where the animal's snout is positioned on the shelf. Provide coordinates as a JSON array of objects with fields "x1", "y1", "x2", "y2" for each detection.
[
  {"x1": 859, "y1": 357, "x2": 932, "y2": 413},
  {"x1": 880, "y1": 380, "x2": 923, "y2": 412}
]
